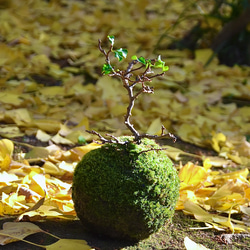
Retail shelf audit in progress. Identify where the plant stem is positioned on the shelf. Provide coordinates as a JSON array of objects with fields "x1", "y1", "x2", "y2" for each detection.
[
  {"x1": 123, "y1": 78, "x2": 141, "y2": 142},
  {"x1": 94, "y1": 37, "x2": 176, "y2": 145}
]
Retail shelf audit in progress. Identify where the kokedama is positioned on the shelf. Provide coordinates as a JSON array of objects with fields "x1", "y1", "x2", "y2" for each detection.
[{"x1": 72, "y1": 36, "x2": 180, "y2": 241}]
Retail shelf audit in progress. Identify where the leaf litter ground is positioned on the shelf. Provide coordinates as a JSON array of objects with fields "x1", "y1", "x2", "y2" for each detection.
[{"x1": 0, "y1": 0, "x2": 250, "y2": 249}]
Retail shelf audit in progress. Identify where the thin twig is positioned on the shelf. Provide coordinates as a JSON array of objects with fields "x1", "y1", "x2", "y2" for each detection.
[
  {"x1": 86, "y1": 130, "x2": 116, "y2": 144},
  {"x1": 125, "y1": 60, "x2": 139, "y2": 75},
  {"x1": 138, "y1": 147, "x2": 167, "y2": 155},
  {"x1": 86, "y1": 130, "x2": 127, "y2": 144},
  {"x1": 138, "y1": 133, "x2": 177, "y2": 142},
  {"x1": 106, "y1": 134, "x2": 120, "y2": 143},
  {"x1": 136, "y1": 125, "x2": 177, "y2": 143},
  {"x1": 148, "y1": 72, "x2": 165, "y2": 79}
]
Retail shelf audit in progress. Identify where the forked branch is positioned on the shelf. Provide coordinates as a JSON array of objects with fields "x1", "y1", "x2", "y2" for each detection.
[{"x1": 88, "y1": 36, "x2": 175, "y2": 144}]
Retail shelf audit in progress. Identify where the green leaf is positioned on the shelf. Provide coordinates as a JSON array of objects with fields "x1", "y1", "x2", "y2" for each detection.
[
  {"x1": 102, "y1": 63, "x2": 113, "y2": 75},
  {"x1": 78, "y1": 136, "x2": 87, "y2": 144},
  {"x1": 154, "y1": 61, "x2": 163, "y2": 68},
  {"x1": 162, "y1": 65, "x2": 169, "y2": 72},
  {"x1": 114, "y1": 48, "x2": 128, "y2": 61},
  {"x1": 154, "y1": 55, "x2": 165, "y2": 68},
  {"x1": 131, "y1": 55, "x2": 138, "y2": 60},
  {"x1": 157, "y1": 55, "x2": 164, "y2": 63},
  {"x1": 107, "y1": 35, "x2": 115, "y2": 46},
  {"x1": 138, "y1": 56, "x2": 146, "y2": 65},
  {"x1": 153, "y1": 55, "x2": 169, "y2": 72}
]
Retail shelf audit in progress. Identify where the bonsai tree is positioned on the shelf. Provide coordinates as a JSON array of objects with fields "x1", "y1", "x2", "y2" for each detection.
[
  {"x1": 72, "y1": 36, "x2": 180, "y2": 241},
  {"x1": 88, "y1": 35, "x2": 176, "y2": 144}
]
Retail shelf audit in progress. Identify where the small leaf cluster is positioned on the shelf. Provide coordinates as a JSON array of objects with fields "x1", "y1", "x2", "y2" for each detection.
[
  {"x1": 102, "y1": 35, "x2": 169, "y2": 75},
  {"x1": 131, "y1": 55, "x2": 169, "y2": 72},
  {"x1": 107, "y1": 35, "x2": 128, "y2": 62}
]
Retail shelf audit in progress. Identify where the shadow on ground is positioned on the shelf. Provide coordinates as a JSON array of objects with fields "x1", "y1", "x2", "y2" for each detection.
[{"x1": 0, "y1": 217, "x2": 135, "y2": 250}]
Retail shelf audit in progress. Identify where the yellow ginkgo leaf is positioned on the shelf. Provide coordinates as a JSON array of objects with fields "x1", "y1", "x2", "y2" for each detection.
[
  {"x1": 46, "y1": 239, "x2": 93, "y2": 250},
  {"x1": 179, "y1": 162, "x2": 207, "y2": 189},
  {"x1": 211, "y1": 168, "x2": 249, "y2": 184},
  {"x1": 36, "y1": 129, "x2": 52, "y2": 142},
  {"x1": 70, "y1": 143, "x2": 101, "y2": 159},
  {"x1": 0, "y1": 139, "x2": 13, "y2": 170},
  {"x1": 0, "y1": 222, "x2": 42, "y2": 245},
  {"x1": 240, "y1": 206, "x2": 250, "y2": 216},
  {"x1": 227, "y1": 153, "x2": 242, "y2": 164},
  {"x1": 184, "y1": 236, "x2": 211, "y2": 250},
  {"x1": 0, "y1": 126, "x2": 24, "y2": 138},
  {"x1": 176, "y1": 190, "x2": 197, "y2": 210},
  {"x1": 51, "y1": 133, "x2": 74, "y2": 146},
  {"x1": 203, "y1": 158, "x2": 212, "y2": 170},
  {"x1": 0, "y1": 171, "x2": 18, "y2": 184},
  {"x1": 0, "y1": 139, "x2": 14, "y2": 156},
  {"x1": 0, "y1": 154, "x2": 11, "y2": 171},
  {"x1": 42, "y1": 161, "x2": 64, "y2": 176},
  {"x1": 211, "y1": 132, "x2": 226, "y2": 152},
  {"x1": 30, "y1": 173, "x2": 47, "y2": 196},
  {"x1": 146, "y1": 117, "x2": 162, "y2": 135},
  {"x1": 212, "y1": 215, "x2": 235, "y2": 233},
  {"x1": 25, "y1": 147, "x2": 50, "y2": 159},
  {"x1": 33, "y1": 119, "x2": 61, "y2": 133},
  {"x1": 164, "y1": 146, "x2": 184, "y2": 161},
  {"x1": 0, "y1": 92, "x2": 23, "y2": 106},
  {"x1": 204, "y1": 156, "x2": 231, "y2": 167},
  {"x1": 183, "y1": 200, "x2": 212, "y2": 222},
  {"x1": 5, "y1": 108, "x2": 32, "y2": 126}
]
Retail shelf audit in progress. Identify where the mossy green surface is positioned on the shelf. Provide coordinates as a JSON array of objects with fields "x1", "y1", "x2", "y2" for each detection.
[{"x1": 72, "y1": 137, "x2": 180, "y2": 241}]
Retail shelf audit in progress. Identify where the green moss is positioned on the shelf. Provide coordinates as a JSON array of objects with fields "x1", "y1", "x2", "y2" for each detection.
[{"x1": 72, "y1": 137, "x2": 180, "y2": 241}]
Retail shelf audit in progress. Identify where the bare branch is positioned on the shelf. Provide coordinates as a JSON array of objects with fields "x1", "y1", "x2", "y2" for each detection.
[
  {"x1": 148, "y1": 72, "x2": 165, "y2": 79},
  {"x1": 138, "y1": 147, "x2": 167, "y2": 155},
  {"x1": 125, "y1": 63, "x2": 144, "y2": 76},
  {"x1": 126, "y1": 60, "x2": 138, "y2": 75},
  {"x1": 123, "y1": 79, "x2": 141, "y2": 141},
  {"x1": 137, "y1": 125, "x2": 177, "y2": 143},
  {"x1": 138, "y1": 133, "x2": 177, "y2": 142},
  {"x1": 86, "y1": 130, "x2": 116, "y2": 144},
  {"x1": 86, "y1": 130, "x2": 129, "y2": 144},
  {"x1": 98, "y1": 39, "x2": 107, "y2": 56},
  {"x1": 105, "y1": 133, "x2": 120, "y2": 143}
]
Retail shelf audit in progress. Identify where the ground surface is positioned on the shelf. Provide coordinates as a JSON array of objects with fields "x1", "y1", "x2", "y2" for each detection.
[
  {"x1": 1, "y1": 211, "x2": 250, "y2": 250},
  {"x1": 1, "y1": 139, "x2": 250, "y2": 250}
]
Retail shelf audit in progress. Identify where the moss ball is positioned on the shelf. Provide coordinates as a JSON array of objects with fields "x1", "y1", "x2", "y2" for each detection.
[{"x1": 72, "y1": 137, "x2": 180, "y2": 241}]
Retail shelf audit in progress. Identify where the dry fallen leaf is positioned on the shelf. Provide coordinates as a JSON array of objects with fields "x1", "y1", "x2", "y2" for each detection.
[
  {"x1": 46, "y1": 239, "x2": 93, "y2": 250},
  {"x1": 184, "y1": 236, "x2": 211, "y2": 250},
  {"x1": 0, "y1": 139, "x2": 14, "y2": 171},
  {"x1": 0, "y1": 222, "x2": 43, "y2": 245}
]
